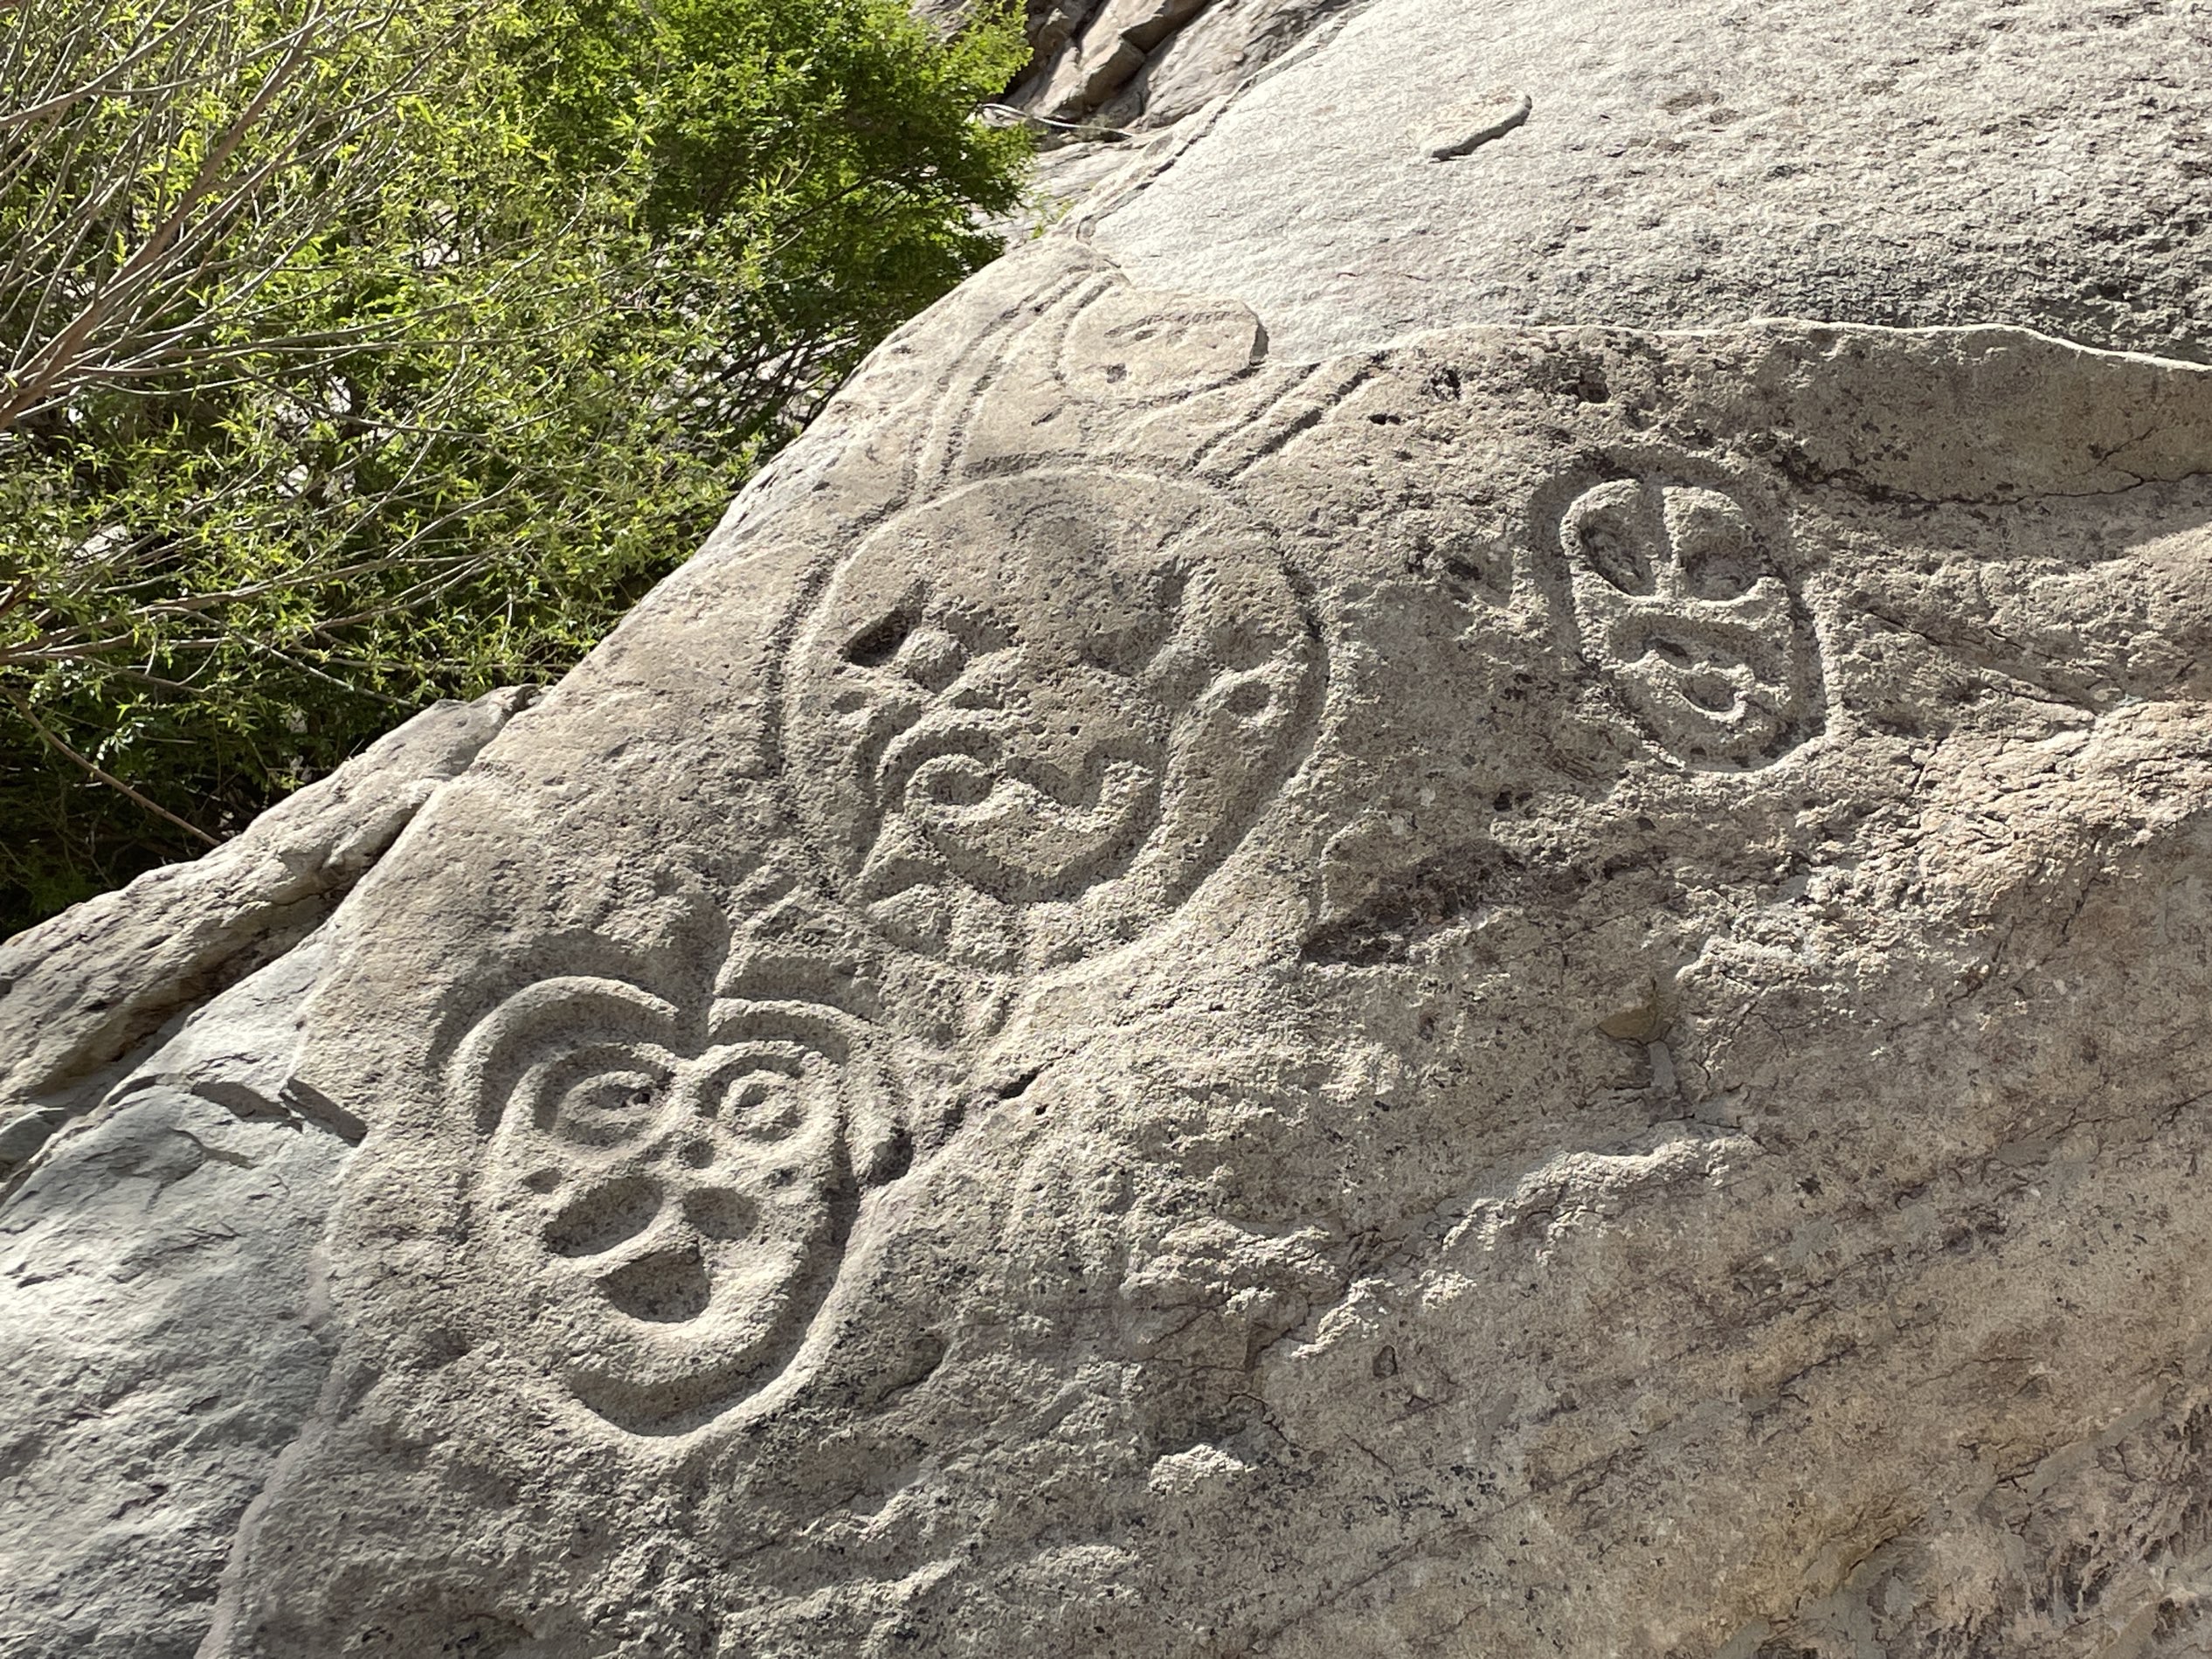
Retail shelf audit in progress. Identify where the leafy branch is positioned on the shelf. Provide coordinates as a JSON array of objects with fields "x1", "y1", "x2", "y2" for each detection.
[{"x1": 0, "y1": 0, "x2": 1032, "y2": 934}]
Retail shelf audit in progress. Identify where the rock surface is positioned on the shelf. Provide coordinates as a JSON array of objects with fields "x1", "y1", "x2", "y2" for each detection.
[
  {"x1": 11, "y1": 4, "x2": 2212, "y2": 1657},
  {"x1": 0, "y1": 689, "x2": 532, "y2": 1659},
  {"x1": 1, "y1": 936, "x2": 350, "y2": 1659},
  {"x1": 0, "y1": 687, "x2": 532, "y2": 1178},
  {"x1": 1085, "y1": 0, "x2": 2212, "y2": 360},
  {"x1": 934, "y1": 0, "x2": 1349, "y2": 135}
]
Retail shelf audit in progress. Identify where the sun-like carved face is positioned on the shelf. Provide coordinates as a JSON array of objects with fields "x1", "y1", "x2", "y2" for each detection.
[
  {"x1": 782, "y1": 471, "x2": 1317, "y2": 966},
  {"x1": 1559, "y1": 476, "x2": 1822, "y2": 766},
  {"x1": 453, "y1": 980, "x2": 895, "y2": 1434}
]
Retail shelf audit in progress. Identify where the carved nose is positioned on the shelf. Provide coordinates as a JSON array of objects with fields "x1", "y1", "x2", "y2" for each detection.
[
  {"x1": 598, "y1": 1246, "x2": 710, "y2": 1324},
  {"x1": 943, "y1": 674, "x2": 1006, "y2": 712},
  {"x1": 542, "y1": 1175, "x2": 661, "y2": 1258},
  {"x1": 681, "y1": 1186, "x2": 757, "y2": 1241}
]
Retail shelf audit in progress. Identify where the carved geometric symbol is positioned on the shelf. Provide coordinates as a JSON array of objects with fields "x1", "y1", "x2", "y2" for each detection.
[
  {"x1": 449, "y1": 978, "x2": 905, "y2": 1434},
  {"x1": 1057, "y1": 287, "x2": 1266, "y2": 404},
  {"x1": 1556, "y1": 474, "x2": 1823, "y2": 767},
  {"x1": 781, "y1": 469, "x2": 1319, "y2": 966}
]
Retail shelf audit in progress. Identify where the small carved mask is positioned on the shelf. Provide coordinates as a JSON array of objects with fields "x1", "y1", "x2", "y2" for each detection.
[{"x1": 1559, "y1": 477, "x2": 1821, "y2": 766}]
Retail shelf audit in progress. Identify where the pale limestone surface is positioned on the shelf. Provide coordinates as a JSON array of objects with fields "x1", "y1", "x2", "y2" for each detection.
[
  {"x1": 0, "y1": 687, "x2": 531, "y2": 1177},
  {"x1": 10, "y1": 5, "x2": 2212, "y2": 1657},
  {"x1": 0, "y1": 937, "x2": 347, "y2": 1659},
  {"x1": 1087, "y1": 0, "x2": 2212, "y2": 362},
  {"x1": 0, "y1": 690, "x2": 526, "y2": 1658}
]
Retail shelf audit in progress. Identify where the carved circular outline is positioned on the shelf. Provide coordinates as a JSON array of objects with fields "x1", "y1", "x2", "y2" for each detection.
[{"x1": 768, "y1": 467, "x2": 1327, "y2": 971}]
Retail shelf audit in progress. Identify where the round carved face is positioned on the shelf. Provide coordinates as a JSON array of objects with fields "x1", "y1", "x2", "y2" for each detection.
[
  {"x1": 782, "y1": 472, "x2": 1317, "y2": 966},
  {"x1": 1558, "y1": 476, "x2": 1821, "y2": 766},
  {"x1": 456, "y1": 980, "x2": 888, "y2": 1434}
]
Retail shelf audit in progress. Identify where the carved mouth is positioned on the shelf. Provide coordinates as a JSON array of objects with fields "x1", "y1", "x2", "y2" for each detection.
[
  {"x1": 876, "y1": 716, "x2": 1008, "y2": 811},
  {"x1": 560, "y1": 1221, "x2": 850, "y2": 1437},
  {"x1": 864, "y1": 713, "x2": 1163, "y2": 901}
]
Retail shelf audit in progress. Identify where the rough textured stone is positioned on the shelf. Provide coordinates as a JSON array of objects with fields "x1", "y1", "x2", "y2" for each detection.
[
  {"x1": 0, "y1": 688, "x2": 532, "y2": 1177},
  {"x1": 966, "y1": 0, "x2": 1354, "y2": 160},
  {"x1": 0, "y1": 935, "x2": 350, "y2": 1659},
  {"x1": 157, "y1": 253, "x2": 2212, "y2": 1656},
  {"x1": 13, "y1": 4, "x2": 2212, "y2": 1656},
  {"x1": 1087, "y1": 0, "x2": 2212, "y2": 362}
]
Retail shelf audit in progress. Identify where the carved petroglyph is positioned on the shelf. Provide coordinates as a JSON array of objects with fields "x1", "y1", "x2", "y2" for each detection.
[
  {"x1": 432, "y1": 287, "x2": 1326, "y2": 1430},
  {"x1": 933, "y1": 268, "x2": 1277, "y2": 486},
  {"x1": 452, "y1": 975, "x2": 915, "y2": 1434},
  {"x1": 1549, "y1": 467, "x2": 1823, "y2": 767},
  {"x1": 780, "y1": 468, "x2": 1319, "y2": 968},
  {"x1": 1057, "y1": 285, "x2": 1267, "y2": 404}
]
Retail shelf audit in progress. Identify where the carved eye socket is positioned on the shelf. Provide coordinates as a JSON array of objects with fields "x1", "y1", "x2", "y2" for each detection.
[
  {"x1": 1077, "y1": 570, "x2": 1186, "y2": 677},
  {"x1": 844, "y1": 609, "x2": 915, "y2": 669},
  {"x1": 1079, "y1": 624, "x2": 1166, "y2": 677},
  {"x1": 1579, "y1": 516, "x2": 1652, "y2": 594},
  {"x1": 549, "y1": 1063, "x2": 669, "y2": 1148},
  {"x1": 706, "y1": 1064, "x2": 815, "y2": 1144},
  {"x1": 1669, "y1": 495, "x2": 1765, "y2": 600},
  {"x1": 909, "y1": 752, "x2": 996, "y2": 809},
  {"x1": 542, "y1": 1174, "x2": 661, "y2": 1257}
]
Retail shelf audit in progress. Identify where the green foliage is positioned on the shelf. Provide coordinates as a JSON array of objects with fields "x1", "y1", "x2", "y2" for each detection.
[{"x1": 0, "y1": 0, "x2": 1031, "y2": 937}]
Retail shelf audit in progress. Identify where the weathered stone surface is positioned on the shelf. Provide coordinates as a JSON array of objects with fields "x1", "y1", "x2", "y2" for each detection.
[
  {"x1": 121, "y1": 245, "x2": 2212, "y2": 1656},
  {"x1": 1087, "y1": 0, "x2": 2212, "y2": 361},
  {"x1": 0, "y1": 688, "x2": 532, "y2": 1176},
  {"x1": 0, "y1": 934, "x2": 352, "y2": 1659},
  {"x1": 967, "y1": 0, "x2": 1352, "y2": 149},
  {"x1": 13, "y1": 4, "x2": 2212, "y2": 1656}
]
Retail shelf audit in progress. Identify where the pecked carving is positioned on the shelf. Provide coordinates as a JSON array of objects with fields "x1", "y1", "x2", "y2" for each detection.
[
  {"x1": 1541, "y1": 460, "x2": 1825, "y2": 768},
  {"x1": 778, "y1": 468, "x2": 1320, "y2": 968},
  {"x1": 141, "y1": 255, "x2": 2212, "y2": 1659},
  {"x1": 1056, "y1": 285, "x2": 1268, "y2": 405},
  {"x1": 449, "y1": 972, "x2": 922, "y2": 1434}
]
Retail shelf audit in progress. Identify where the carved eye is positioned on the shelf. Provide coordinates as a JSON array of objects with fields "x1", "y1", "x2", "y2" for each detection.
[
  {"x1": 1669, "y1": 492, "x2": 1764, "y2": 600},
  {"x1": 707, "y1": 1066, "x2": 813, "y2": 1144},
  {"x1": 844, "y1": 609, "x2": 915, "y2": 669},
  {"x1": 1080, "y1": 625, "x2": 1165, "y2": 677},
  {"x1": 542, "y1": 1174, "x2": 661, "y2": 1257},
  {"x1": 1078, "y1": 569, "x2": 1186, "y2": 676},
  {"x1": 909, "y1": 752, "x2": 995, "y2": 808},
  {"x1": 1583, "y1": 520, "x2": 1654, "y2": 597},
  {"x1": 1576, "y1": 508, "x2": 1654, "y2": 595},
  {"x1": 548, "y1": 1062, "x2": 669, "y2": 1148},
  {"x1": 1222, "y1": 677, "x2": 1274, "y2": 718}
]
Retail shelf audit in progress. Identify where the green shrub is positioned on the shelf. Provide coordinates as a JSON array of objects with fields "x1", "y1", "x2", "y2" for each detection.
[{"x1": 0, "y1": 0, "x2": 1031, "y2": 937}]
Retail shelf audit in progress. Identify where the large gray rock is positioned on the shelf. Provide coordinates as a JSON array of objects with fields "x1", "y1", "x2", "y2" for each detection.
[
  {"x1": 0, "y1": 936, "x2": 350, "y2": 1659},
  {"x1": 1087, "y1": 0, "x2": 2212, "y2": 361},
  {"x1": 12, "y1": 5, "x2": 2212, "y2": 1656},
  {"x1": 944, "y1": 0, "x2": 1348, "y2": 135},
  {"x1": 0, "y1": 689, "x2": 529, "y2": 1658},
  {"x1": 0, "y1": 687, "x2": 532, "y2": 1177}
]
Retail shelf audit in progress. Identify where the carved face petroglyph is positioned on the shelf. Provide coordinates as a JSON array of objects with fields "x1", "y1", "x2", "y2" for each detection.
[
  {"x1": 782, "y1": 471, "x2": 1317, "y2": 965},
  {"x1": 1557, "y1": 474, "x2": 1822, "y2": 766},
  {"x1": 452, "y1": 979, "x2": 903, "y2": 1434}
]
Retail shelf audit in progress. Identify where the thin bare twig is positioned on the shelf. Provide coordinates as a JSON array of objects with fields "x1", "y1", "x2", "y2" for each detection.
[{"x1": 1, "y1": 684, "x2": 219, "y2": 845}]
